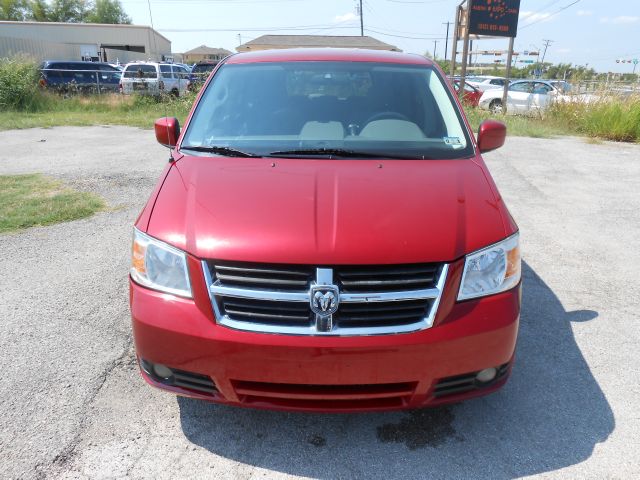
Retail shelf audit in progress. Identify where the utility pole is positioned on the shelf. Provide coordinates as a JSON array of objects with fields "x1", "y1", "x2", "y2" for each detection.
[
  {"x1": 540, "y1": 38, "x2": 553, "y2": 72},
  {"x1": 238, "y1": 33, "x2": 242, "y2": 46},
  {"x1": 433, "y1": 40, "x2": 439, "y2": 60},
  {"x1": 358, "y1": 0, "x2": 364, "y2": 36},
  {"x1": 442, "y1": 21, "x2": 451, "y2": 62}
]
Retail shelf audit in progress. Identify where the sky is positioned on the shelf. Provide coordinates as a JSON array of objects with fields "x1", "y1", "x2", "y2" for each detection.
[{"x1": 120, "y1": 0, "x2": 640, "y2": 73}]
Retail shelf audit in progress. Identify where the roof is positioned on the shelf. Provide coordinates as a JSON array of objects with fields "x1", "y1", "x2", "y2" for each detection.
[
  {"x1": 0, "y1": 20, "x2": 171, "y2": 43},
  {"x1": 237, "y1": 35, "x2": 400, "y2": 52},
  {"x1": 183, "y1": 45, "x2": 232, "y2": 55},
  {"x1": 226, "y1": 48, "x2": 430, "y2": 65}
]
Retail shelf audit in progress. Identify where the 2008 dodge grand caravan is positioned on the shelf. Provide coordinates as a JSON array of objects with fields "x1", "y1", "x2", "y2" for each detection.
[{"x1": 130, "y1": 48, "x2": 521, "y2": 412}]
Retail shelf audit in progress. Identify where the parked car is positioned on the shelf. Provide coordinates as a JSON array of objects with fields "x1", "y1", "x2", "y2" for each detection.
[
  {"x1": 119, "y1": 62, "x2": 191, "y2": 97},
  {"x1": 478, "y1": 79, "x2": 568, "y2": 114},
  {"x1": 189, "y1": 61, "x2": 219, "y2": 88},
  {"x1": 130, "y1": 48, "x2": 521, "y2": 412},
  {"x1": 466, "y1": 75, "x2": 509, "y2": 91},
  {"x1": 39, "y1": 60, "x2": 122, "y2": 93},
  {"x1": 453, "y1": 80, "x2": 482, "y2": 106}
]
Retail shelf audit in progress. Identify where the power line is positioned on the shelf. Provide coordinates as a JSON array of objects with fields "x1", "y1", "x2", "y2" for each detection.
[
  {"x1": 159, "y1": 24, "x2": 358, "y2": 33},
  {"x1": 520, "y1": 0, "x2": 582, "y2": 29},
  {"x1": 365, "y1": 26, "x2": 445, "y2": 40}
]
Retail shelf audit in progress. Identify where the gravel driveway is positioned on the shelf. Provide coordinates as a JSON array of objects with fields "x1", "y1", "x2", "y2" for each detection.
[{"x1": 0, "y1": 127, "x2": 638, "y2": 479}]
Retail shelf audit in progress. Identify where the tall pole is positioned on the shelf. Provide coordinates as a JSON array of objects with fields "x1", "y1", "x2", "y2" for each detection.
[
  {"x1": 539, "y1": 39, "x2": 553, "y2": 77},
  {"x1": 501, "y1": 36, "x2": 514, "y2": 114},
  {"x1": 540, "y1": 39, "x2": 553, "y2": 64},
  {"x1": 359, "y1": 0, "x2": 364, "y2": 36},
  {"x1": 442, "y1": 21, "x2": 451, "y2": 62},
  {"x1": 433, "y1": 40, "x2": 438, "y2": 60},
  {"x1": 450, "y1": 5, "x2": 462, "y2": 77},
  {"x1": 459, "y1": 1, "x2": 471, "y2": 92}
]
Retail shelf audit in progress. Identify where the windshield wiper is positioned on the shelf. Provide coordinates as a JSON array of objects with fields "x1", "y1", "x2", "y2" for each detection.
[
  {"x1": 180, "y1": 145, "x2": 262, "y2": 157},
  {"x1": 268, "y1": 148, "x2": 425, "y2": 160}
]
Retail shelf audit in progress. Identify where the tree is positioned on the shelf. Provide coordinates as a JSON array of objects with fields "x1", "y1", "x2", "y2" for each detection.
[
  {"x1": 86, "y1": 0, "x2": 130, "y2": 24},
  {"x1": 28, "y1": 0, "x2": 49, "y2": 21},
  {"x1": 0, "y1": 0, "x2": 29, "y2": 20},
  {"x1": 48, "y1": 0, "x2": 90, "y2": 22}
]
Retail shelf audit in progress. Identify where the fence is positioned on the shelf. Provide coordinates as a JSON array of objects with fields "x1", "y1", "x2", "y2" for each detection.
[{"x1": 39, "y1": 67, "x2": 210, "y2": 95}]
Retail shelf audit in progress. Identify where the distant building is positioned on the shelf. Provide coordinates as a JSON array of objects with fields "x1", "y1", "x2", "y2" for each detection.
[
  {"x1": 236, "y1": 35, "x2": 401, "y2": 53},
  {"x1": 0, "y1": 21, "x2": 171, "y2": 64},
  {"x1": 182, "y1": 45, "x2": 232, "y2": 63}
]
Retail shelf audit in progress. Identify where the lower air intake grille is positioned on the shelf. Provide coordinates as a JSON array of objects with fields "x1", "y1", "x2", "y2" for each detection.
[{"x1": 433, "y1": 364, "x2": 510, "y2": 398}]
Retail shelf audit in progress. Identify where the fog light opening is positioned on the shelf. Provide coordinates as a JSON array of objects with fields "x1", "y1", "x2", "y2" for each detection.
[
  {"x1": 152, "y1": 363, "x2": 174, "y2": 381},
  {"x1": 475, "y1": 367, "x2": 497, "y2": 384}
]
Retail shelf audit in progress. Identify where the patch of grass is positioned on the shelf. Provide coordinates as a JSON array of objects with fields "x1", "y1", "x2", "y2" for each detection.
[
  {"x1": 547, "y1": 96, "x2": 640, "y2": 143},
  {"x1": 465, "y1": 106, "x2": 573, "y2": 139},
  {"x1": 0, "y1": 174, "x2": 106, "y2": 233},
  {"x1": 0, "y1": 92, "x2": 194, "y2": 130}
]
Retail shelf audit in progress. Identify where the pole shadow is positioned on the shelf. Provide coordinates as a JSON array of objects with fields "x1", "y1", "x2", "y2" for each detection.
[{"x1": 178, "y1": 261, "x2": 613, "y2": 478}]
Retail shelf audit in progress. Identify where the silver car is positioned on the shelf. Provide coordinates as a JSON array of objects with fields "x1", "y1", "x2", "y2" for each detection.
[
  {"x1": 120, "y1": 62, "x2": 191, "y2": 97},
  {"x1": 478, "y1": 79, "x2": 567, "y2": 115}
]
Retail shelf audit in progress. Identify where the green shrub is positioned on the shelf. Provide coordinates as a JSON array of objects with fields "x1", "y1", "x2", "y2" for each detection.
[
  {"x1": 0, "y1": 56, "x2": 50, "y2": 112},
  {"x1": 548, "y1": 95, "x2": 640, "y2": 143}
]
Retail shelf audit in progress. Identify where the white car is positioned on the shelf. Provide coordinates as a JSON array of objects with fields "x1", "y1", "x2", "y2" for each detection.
[
  {"x1": 478, "y1": 79, "x2": 568, "y2": 115},
  {"x1": 120, "y1": 62, "x2": 191, "y2": 97},
  {"x1": 466, "y1": 76, "x2": 508, "y2": 91}
]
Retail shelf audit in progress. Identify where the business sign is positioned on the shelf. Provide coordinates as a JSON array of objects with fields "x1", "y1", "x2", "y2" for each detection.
[{"x1": 468, "y1": 0, "x2": 521, "y2": 38}]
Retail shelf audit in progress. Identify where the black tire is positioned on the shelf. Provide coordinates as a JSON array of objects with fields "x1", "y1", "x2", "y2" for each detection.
[{"x1": 489, "y1": 99, "x2": 503, "y2": 114}]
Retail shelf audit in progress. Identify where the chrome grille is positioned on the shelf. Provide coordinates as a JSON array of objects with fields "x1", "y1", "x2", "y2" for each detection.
[
  {"x1": 210, "y1": 262, "x2": 313, "y2": 290},
  {"x1": 337, "y1": 299, "x2": 429, "y2": 328},
  {"x1": 220, "y1": 297, "x2": 312, "y2": 326},
  {"x1": 335, "y1": 264, "x2": 440, "y2": 293},
  {"x1": 203, "y1": 261, "x2": 448, "y2": 336}
]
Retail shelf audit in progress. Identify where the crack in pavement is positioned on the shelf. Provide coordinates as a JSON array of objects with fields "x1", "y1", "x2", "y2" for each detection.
[{"x1": 34, "y1": 334, "x2": 135, "y2": 479}]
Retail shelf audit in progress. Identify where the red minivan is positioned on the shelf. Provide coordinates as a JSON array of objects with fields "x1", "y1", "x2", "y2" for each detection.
[{"x1": 130, "y1": 48, "x2": 521, "y2": 412}]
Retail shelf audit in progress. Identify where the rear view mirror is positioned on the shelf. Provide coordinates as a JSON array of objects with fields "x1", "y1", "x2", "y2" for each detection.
[
  {"x1": 154, "y1": 117, "x2": 180, "y2": 148},
  {"x1": 477, "y1": 119, "x2": 507, "y2": 153}
]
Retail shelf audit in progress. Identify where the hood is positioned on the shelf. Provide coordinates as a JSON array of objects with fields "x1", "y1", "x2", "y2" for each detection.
[{"x1": 146, "y1": 155, "x2": 511, "y2": 264}]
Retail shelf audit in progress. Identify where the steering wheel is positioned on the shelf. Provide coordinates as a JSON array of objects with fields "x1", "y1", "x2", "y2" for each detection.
[{"x1": 363, "y1": 111, "x2": 411, "y2": 125}]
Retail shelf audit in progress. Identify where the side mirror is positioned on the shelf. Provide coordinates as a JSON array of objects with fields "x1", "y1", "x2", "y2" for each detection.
[
  {"x1": 477, "y1": 119, "x2": 507, "y2": 153},
  {"x1": 154, "y1": 117, "x2": 180, "y2": 148}
]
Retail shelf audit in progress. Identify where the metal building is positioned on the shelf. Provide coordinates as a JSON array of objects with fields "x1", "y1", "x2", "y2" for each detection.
[{"x1": 0, "y1": 21, "x2": 171, "y2": 64}]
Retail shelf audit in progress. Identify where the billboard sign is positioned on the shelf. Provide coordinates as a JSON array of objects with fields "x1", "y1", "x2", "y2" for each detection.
[{"x1": 468, "y1": 0, "x2": 521, "y2": 38}]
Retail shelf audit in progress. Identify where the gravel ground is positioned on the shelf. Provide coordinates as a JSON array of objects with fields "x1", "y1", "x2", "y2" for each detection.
[{"x1": 0, "y1": 127, "x2": 638, "y2": 479}]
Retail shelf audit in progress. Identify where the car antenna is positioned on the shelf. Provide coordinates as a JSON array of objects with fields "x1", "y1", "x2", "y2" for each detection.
[{"x1": 147, "y1": 0, "x2": 174, "y2": 162}]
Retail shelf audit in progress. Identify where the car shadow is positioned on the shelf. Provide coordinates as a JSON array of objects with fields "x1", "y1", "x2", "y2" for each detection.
[{"x1": 178, "y1": 262, "x2": 613, "y2": 478}]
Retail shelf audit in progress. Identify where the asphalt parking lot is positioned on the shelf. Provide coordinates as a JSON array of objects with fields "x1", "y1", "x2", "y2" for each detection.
[{"x1": 0, "y1": 126, "x2": 638, "y2": 479}]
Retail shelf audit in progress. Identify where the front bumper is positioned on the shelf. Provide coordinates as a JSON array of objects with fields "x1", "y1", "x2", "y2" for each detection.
[{"x1": 130, "y1": 259, "x2": 520, "y2": 412}]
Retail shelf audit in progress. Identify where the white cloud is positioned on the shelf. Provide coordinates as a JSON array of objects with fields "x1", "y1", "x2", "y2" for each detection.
[
  {"x1": 519, "y1": 11, "x2": 552, "y2": 23},
  {"x1": 576, "y1": 10, "x2": 592, "y2": 16},
  {"x1": 334, "y1": 12, "x2": 358, "y2": 23},
  {"x1": 600, "y1": 16, "x2": 640, "y2": 24}
]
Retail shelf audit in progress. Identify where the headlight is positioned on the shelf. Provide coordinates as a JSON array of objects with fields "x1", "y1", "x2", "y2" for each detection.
[
  {"x1": 458, "y1": 232, "x2": 520, "y2": 301},
  {"x1": 131, "y1": 228, "x2": 192, "y2": 298}
]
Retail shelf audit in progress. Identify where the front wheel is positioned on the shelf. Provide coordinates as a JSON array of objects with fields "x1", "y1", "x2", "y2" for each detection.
[{"x1": 489, "y1": 99, "x2": 503, "y2": 114}]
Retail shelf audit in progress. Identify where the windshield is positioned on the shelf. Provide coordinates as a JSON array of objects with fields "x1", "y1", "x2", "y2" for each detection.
[
  {"x1": 182, "y1": 61, "x2": 473, "y2": 159},
  {"x1": 123, "y1": 65, "x2": 157, "y2": 79}
]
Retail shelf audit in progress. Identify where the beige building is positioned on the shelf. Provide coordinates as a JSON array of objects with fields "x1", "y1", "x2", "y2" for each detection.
[
  {"x1": 0, "y1": 21, "x2": 171, "y2": 64},
  {"x1": 182, "y1": 45, "x2": 232, "y2": 63},
  {"x1": 236, "y1": 35, "x2": 400, "y2": 53}
]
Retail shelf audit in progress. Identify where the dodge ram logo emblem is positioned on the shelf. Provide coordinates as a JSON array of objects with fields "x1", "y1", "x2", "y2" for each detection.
[{"x1": 310, "y1": 285, "x2": 339, "y2": 316}]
